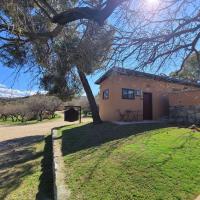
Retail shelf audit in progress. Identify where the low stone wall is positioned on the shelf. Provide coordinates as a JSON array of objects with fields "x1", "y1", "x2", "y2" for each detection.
[{"x1": 169, "y1": 105, "x2": 200, "y2": 124}]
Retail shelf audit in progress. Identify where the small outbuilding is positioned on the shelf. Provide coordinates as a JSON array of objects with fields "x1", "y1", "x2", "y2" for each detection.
[{"x1": 95, "y1": 67, "x2": 200, "y2": 122}]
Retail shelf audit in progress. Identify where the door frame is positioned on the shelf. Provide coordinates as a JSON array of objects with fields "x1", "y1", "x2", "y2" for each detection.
[{"x1": 143, "y1": 92, "x2": 153, "y2": 120}]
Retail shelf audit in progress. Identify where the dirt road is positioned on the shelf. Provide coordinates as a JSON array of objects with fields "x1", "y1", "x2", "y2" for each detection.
[
  {"x1": 0, "y1": 113, "x2": 91, "y2": 141},
  {"x1": 0, "y1": 112, "x2": 91, "y2": 199}
]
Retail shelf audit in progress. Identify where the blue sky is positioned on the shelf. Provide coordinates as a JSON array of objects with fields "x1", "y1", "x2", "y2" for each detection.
[
  {"x1": 0, "y1": 62, "x2": 102, "y2": 97},
  {"x1": 0, "y1": 61, "x2": 179, "y2": 98}
]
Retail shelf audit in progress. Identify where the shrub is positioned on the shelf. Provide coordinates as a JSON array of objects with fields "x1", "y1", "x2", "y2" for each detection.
[{"x1": 0, "y1": 95, "x2": 63, "y2": 123}]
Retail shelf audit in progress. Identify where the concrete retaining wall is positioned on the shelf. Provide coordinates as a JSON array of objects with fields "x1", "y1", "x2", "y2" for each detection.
[{"x1": 52, "y1": 129, "x2": 70, "y2": 200}]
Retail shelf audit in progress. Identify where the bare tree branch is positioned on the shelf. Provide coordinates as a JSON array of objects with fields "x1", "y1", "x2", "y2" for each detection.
[{"x1": 52, "y1": 0, "x2": 127, "y2": 25}]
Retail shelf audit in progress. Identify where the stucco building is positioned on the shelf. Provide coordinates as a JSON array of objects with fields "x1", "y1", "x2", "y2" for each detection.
[{"x1": 95, "y1": 67, "x2": 200, "y2": 122}]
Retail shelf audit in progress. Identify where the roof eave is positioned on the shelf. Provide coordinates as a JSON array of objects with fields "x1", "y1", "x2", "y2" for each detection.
[{"x1": 95, "y1": 67, "x2": 200, "y2": 88}]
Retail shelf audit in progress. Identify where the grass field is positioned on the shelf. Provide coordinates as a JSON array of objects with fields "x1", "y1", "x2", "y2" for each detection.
[
  {"x1": 0, "y1": 136, "x2": 53, "y2": 200},
  {"x1": 60, "y1": 123, "x2": 200, "y2": 200}
]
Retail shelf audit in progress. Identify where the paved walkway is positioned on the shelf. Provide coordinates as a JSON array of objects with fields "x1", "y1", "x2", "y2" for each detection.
[{"x1": 0, "y1": 113, "x2": 91, "y2": 142}]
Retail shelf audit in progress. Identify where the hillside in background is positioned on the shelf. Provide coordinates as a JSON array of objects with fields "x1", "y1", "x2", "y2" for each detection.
[{"x1": 0, "y1": 96, "x2": 29, "y2": 104}]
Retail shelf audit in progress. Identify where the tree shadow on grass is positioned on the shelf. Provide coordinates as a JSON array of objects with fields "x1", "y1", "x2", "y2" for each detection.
[
  {"x1": 0, "y1": 135, "x2": 44, "y2": 200},
  {"x1": 60, "y1": 122, "x2": 169, "y2": 194},
  {"x1": 36, "y1": 135, "x2": 54, "y2": 200},
  {"x1": 59, "y1": 123, "x2": 200, "y2": 200},
  {"x1": 61, "y1": 122, "x2": 168, "y2": 156}
]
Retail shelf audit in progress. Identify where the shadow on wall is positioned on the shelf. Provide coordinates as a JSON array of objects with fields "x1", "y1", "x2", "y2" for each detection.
[
  {"x1": 61, "y1": 122, "x2": 168, "y2": 156},
  {"x1": 0, "y1": 135, "x2": 54, "y2": 200}
]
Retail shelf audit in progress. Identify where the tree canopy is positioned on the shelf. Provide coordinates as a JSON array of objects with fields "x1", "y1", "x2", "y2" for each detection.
[
  {"x1": 1, "y1": 0, "x2": 200, "y2": 71},
  {"x1": 0, "y1": 0, "x2": 114, "y2": 99},
  {"x1": 170, "y1": 52, "x2": 200, "y2": 83}
]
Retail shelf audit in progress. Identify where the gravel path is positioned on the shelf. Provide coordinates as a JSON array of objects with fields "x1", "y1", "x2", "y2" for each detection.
[{"x1": 0, "y1": 112, "x2": 91, "y2": 142}]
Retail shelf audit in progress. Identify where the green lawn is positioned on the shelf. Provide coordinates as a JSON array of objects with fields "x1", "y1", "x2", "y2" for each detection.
[
  {"x1": 0, "y1": 136, "x2": 53, "y2": 200},
  {"x1": 60, "y1": 123, "x2": 200, "y2": 200}
]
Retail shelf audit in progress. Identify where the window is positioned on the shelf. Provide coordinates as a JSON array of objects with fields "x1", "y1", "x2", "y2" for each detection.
[
  {"x1": 122, "y1": 88, "x2": 135, "y2": 99},
  {"x1": 135, "y1": 89, "x2": 142, "y2": 96},
  {"x1": 103, "y1": 89, "x2": 109, "y2": 100}
]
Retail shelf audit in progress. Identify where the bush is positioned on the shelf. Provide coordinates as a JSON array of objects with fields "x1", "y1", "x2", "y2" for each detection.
[{"x1": 0, "y1": 95, "x2": 63, "y2": 123}]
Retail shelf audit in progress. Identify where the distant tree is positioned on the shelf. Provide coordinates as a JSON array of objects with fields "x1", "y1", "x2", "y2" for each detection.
[
  {"x1": 45, "y1": 96, "x2": 63, "y2": 118},
  {"x1": 82, "y1": 98, "x2": 91, "y2": 115},
  {"x1": 170, "y1": 53, "x2": 200, "y2": 83},
  {"x1": 4, "y1": 104, "x2": 19, "y2": 122},
  {"x1": 66, "y1": 96, "x2": 89, "y2": 108},
  {"x1": 0, "y1": 102, "x2": 29, "y2": 122},
  {"x1": 17, "y1": 104, "x2": 29, "y2": 122},
  {"x1": 0, "y1": 95, "x2": 63, "y2": 122},
  {"x1": 27, "y1": 95, "x2": 48, "y2": 121},
  {"x1": 0, "y1": 105, "x2": 8, "y2": 121}
]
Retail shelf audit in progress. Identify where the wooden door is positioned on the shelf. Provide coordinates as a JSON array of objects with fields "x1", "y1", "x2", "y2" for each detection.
[{"x1": 143, "y1": 92, "x2": 153, "y2": 120}]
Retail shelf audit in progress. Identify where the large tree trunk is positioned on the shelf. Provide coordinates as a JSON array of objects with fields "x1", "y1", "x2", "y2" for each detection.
[{"x1": 77, "y1": 67, "x2": 102, "y2": 124}]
